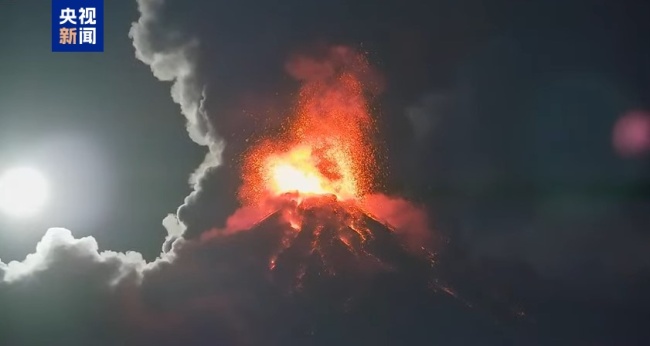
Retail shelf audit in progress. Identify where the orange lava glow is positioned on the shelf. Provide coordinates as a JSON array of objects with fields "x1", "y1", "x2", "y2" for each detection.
[
  {"x1": 239, "y1": 57, "x2": 378, "y2": 205},
  {"x1": 218, "y1": 48, "x2": 457, "y2": 302}
]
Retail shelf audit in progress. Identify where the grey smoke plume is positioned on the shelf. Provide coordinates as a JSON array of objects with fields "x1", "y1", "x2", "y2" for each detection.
[
  {"x1": 0, "y1": 1, "x2": 221, "y2": 343},
  {"x1": 129, "y1": 0, "x2": 222, "y2": 156},
  {"x1": 129, "y1": 0, "x2": 227, "y2": 239}
]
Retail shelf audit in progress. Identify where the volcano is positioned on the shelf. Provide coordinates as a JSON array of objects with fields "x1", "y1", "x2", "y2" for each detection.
[
  {"x1": 162, "y1": 49, "x2": 510, "y2": 345},
  {"x1": 220, "y1": 48, "x2": 449, "y2": 301},
  {"x1": 200, "y1": 194, "x2": 504, "y2": 346},
  {"x1": 251, "y1": 195, "x2": 437, "y2": 296}
]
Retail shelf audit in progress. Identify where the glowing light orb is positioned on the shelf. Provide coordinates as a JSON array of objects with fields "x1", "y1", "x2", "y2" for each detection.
[
  {"x1": 613, "y1": 110, "x2": 650, "y2": 157},
  {"x1": 0, "y1": 167, "x2": 49, "y2": 218}
]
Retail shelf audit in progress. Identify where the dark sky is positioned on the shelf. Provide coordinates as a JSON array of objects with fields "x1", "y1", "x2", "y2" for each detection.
[
  {"x1": 1, "y1": 0, "x2": 650, "y2": 345},
  {"x1": 0, "y1": 0, "x2": 203, "y2": 260}
]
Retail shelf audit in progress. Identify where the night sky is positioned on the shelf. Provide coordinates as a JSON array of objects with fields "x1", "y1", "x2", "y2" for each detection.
[
  {"x1": 1, "y1": 0, "x2": 650, "y2": 345},
  {"x1": 0, "y1": 0, "x2": 203, "y2": 260}
]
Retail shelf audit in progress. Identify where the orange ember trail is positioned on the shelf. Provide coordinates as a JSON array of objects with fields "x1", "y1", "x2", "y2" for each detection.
[
  {"x1": 231, "y1": 48, "x2": 449, "y2": 299},
  {"x1": 210, "y1": 47, "x2": 470, "y2": 310},
  {"x1": 240, "y1": 56, "x2": 378, "y2": 205}
]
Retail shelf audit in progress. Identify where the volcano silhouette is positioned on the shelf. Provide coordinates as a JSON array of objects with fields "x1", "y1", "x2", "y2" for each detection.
[
  {"x1": 201, "y1": 195, "x2": 508, "y2": 345},
  {"x1": 248, "y1": 196, "x2": 428, "y2": 291}
]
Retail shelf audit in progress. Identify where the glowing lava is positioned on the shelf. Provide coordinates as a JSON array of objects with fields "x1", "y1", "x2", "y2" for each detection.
[
  {"x1": 266, "y1": 144, "x2": 357, "y2": 199},
  {"x1": 225, "y1": 47, "x2": 440, "y2": 295},
  {"x1": 240, "y1": 53, "x2": 378, "y2": 205}
]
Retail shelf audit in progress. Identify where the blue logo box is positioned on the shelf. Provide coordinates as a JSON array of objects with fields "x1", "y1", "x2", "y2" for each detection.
[{"x1": 52, "y1": 0, "x2": 104, "y2": 52}]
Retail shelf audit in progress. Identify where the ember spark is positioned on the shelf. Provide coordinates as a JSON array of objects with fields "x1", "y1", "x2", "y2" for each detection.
[
  {"x1": 240, "y1": 54, "x2": 378, "y2": 204},
  {"x1": 227, "y1": 48, "x2": 441, "y2": 295}
]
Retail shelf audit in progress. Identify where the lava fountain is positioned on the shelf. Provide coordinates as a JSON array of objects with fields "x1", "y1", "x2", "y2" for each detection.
[
  {"x1": 206, "y1": 47, "x2": 438, "y2": 292},
  {"x1": 239, "y1": 55, "x2": 378, "y2": 205}
]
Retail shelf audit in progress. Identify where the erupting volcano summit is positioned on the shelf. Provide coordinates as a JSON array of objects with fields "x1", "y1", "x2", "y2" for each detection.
[
  {"x1": 240, "y1": 47, "x2": 379, "y2": 205},
  {"x1": 204, "y1": 47, "x2": 442, "y2": 294}
]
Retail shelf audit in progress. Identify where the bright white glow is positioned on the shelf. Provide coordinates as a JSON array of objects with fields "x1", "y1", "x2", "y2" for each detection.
[{"x1": 0, "y1": 167, "x2": 49, "y2": 218}]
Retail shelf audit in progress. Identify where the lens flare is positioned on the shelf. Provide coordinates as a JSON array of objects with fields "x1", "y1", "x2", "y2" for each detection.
[{"x1": 0, "y1": 167, "x2": 49, "y2": 218}]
